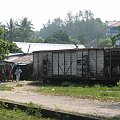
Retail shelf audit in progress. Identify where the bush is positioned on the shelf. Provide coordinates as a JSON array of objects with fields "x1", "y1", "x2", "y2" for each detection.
[{"x1": 61, "y1": 81, "x2": 71, "y2": 87}]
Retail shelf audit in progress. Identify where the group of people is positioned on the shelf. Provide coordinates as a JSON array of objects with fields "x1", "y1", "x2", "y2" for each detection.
[{"x1": 0, "y1": 65, "x2": 22, "y2": 82}]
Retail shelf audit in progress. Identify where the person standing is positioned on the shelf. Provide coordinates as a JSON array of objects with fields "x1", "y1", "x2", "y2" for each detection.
[
  {"x1": 0, "y1": 70, "x2": 3, "y2": 81},
  {"x1": 8, "y1": 66, "x2": 13, "y2": 82},
  {"x1": 14, "y1": 67, "x2": 22, "y2": 82},
  {"x1": 2, "y1": 66, "x2": 6, "y2": 82}
]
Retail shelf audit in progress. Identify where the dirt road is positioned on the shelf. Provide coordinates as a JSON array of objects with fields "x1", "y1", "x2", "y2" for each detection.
[{"x1": 0, "y1": 81, "x2": 120, "y2": 119}]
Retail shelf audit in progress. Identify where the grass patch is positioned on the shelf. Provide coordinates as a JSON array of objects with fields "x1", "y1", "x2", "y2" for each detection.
[
  {"x1": 110, "y1": 115, "x2": 120, "y2": 120},
  {"x1": 0, "y1": 101, "x2": 53, "y2": 120},
  {"x1": 0, "y1": 107, "x2": 52, "y2": 120},
  {"x1": 0, "y1": 84, "x2": 12, "y2": 91},
  {"x1": 36, "y1": 81, "x2": 120, "y2": 102},
  {"x1": 16, "y1": 83, "x2": 23, "y2": 87}
]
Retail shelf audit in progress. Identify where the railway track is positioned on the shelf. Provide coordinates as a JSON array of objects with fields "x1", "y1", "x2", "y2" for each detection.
[{"x1": 0, "y1": 101, "x2": 107, "y2": 120}]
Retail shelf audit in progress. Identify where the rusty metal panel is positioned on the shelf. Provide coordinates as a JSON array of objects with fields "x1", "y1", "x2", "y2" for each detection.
[
  {"x1": 53, "y1": 52, "x2": 59, "y2": 75},
  {"x1": 38, "y1": 52, "x2": 44, "y2": 75},
  {"x1": 33, "y1": 52, "x2": 39, "y2": 75},
  {"x1": 97, "y1": 50, "x2": 104, "y2": 76},
  {"x1": 82, "y1": 50, "x2": 89, "y2": 77},
  {"x1": 47, "y1": 52, "x2": 52, "y2": 76},
  {"x1": 89, "y1": 50, "x2": 96, "y2": 76},
  {"x1": 52, "y1": 51, "x2": 71, "y2": 75},
  {"x1": 33, "y1": 52, "x2": 43, "y2": 77},
  {"x1": 89, "y1": 50, "x2": 104, "y2": 77},
  {"x1": 33, "y1": 48, "x2": 105, "y2": 80},
  {"x1": 71, "y1": 52, "x2": 77, "y2": 75},
  {"x1": 59, "y1": 52, "x2": 65, "y2": 75},
  {"x1": 77, "y1": 50, "x2": 89, "y2": 77},
  {"x1": 65, "y1": 52, "x2": 71, "y2": 75},
  {"x1": 77, "y1": 51, "x2": 82, "y2": 77}
]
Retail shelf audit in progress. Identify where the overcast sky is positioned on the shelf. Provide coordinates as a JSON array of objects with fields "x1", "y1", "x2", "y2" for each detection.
[{"x1": 0, "y1": 0, "x2": 120, "y2": 30}]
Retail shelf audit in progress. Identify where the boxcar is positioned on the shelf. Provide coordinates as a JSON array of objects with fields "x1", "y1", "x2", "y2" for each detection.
[{"x1": 33, "y1": 48, "x2": 120, "y2": 84}]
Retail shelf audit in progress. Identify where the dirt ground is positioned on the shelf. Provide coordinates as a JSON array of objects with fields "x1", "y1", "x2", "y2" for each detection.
[{"x1": 0, "y1": 80, "x2": 120, "y2": 119}]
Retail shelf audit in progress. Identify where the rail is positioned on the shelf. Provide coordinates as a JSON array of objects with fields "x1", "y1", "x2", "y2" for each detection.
[{"x1": 0, "y1": 100, "x2": 107, "y2": 120}]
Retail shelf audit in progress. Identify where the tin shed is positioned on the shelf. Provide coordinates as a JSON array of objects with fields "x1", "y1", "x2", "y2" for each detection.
[
  {"x1": 33, "y1": 48, "x2": 120, "y2": 84},
  {"x1": 4, "y1": 54, "x2": 33, "y2": 80},
  {"x1": 33, "y1": 48, "x2": 106, "y2": 83}
]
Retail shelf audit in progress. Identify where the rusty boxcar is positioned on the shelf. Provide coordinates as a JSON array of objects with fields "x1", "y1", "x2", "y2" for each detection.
[{"x1": 33, "y1": 48, "x2": 120, "y2": 84}]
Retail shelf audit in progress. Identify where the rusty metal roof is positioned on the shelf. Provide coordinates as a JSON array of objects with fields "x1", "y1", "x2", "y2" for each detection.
[{"x1": 4, "y1": 54, "x2": 33, "y2": 65}]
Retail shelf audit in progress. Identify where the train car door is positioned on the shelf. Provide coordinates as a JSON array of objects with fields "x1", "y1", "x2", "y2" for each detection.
[
  {"x1": 104, "y1": 48, "x2": 120, "y2": 79},
  {"x1": 53, "y1": 52, "x2": 65, "y2": 75},
  {"x1": 53, "y1": 52, "x2": 58, "y2": 75},
  {"x1": 59, "y1": 52, "x2": 65, "y2": 75}
]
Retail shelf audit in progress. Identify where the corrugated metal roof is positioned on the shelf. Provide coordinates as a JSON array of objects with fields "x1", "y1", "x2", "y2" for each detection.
[
  {"x1": 5, "y1": 42, "x2": 85, "y2": 65},
  {"x1": 33, "y1": 48, "x2": 104, "y2": 53},
  {"x1": 14, "y1": 42, "x2": 85, "y2": 53},
  {"x1": 4, "y1": 54, "x2": 33, "y2": 65}
]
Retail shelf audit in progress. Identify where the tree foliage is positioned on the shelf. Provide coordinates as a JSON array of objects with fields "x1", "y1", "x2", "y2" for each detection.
[
  {"x1": 45, "y1": 30, "x2": 69, "y2": 43},
  {"x1": 110, "y1": 33, "x2": 120, "y2": 46},
  {"x1": 6, "y1": 18, "x2": 15, "y2": 41},
  {"x1": 0, "y1": 26, "x2": 21, "y2": 60},
  {"x1": 6, "y1": 17, "x2": 34, "y2": 42},
  {"x1": 38, "y1": 10, "x2": 106, "y2": 46},
  {"x1": 18, "y1": 17, "x2": 34, "y2": 42},
  {"x1": 0, "y1": 27, "x2": 4, "y2": 35},
  {"x1": 0, "y1": 10, "x2": 106, "y2": 47},
  {"x1": 0, "y1": 39, "x2": 9, "y2": 59},
  {"x1": 98, "y1": 38, "x2": 112, "y2": 48},
  {"x1": 0, "y1": 39, "x2": 21, "y2": 60}
]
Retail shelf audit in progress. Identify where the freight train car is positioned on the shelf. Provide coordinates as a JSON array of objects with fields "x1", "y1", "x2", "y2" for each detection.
[{"x1": 33, "y1": 48, "x2": 120, "y2": 84}]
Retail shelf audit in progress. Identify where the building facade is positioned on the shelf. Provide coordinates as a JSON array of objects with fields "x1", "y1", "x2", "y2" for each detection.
[{"x1": 106, "y1": 21, "x2": 120, "y2": 37}]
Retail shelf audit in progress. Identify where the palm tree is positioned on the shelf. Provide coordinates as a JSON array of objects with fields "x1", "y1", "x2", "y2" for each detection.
[
  {"x1": 18, "y1": 17, "x2": 34, "y2": 42},
  {"x1": 6, "y1": 18, "x2": 18, "y2": 41}
]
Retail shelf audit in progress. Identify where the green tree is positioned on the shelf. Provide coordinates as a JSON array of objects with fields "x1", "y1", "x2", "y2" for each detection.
[
  {"x1": 110, "y1": 32, "x2": 120, "y2": 46},
  {"x1": 31, "y1": 30, "x2": 45, "y2": 43},
  {"x1": 0, "y1": 26, "x2": 21, "y2": 60},
  {"x1": 0, "y1": 27, "x2": 4, "y2": 35},
  {"x1": 69, "y1": 36, "x2": 80, "y2": 44},
  {"x1": 65, "y1": 11, "x2": 73, "y2": 25},
  {"x1": 44, "y1": 30, "x2": 69, "y2": 43},
  {"x1": 39, "y1": 18, "x2": 63, "y2": 39},
  {"x1": 33, "y1": 37, "x2": 44, "y2": 43},
  {"x1": 38, "y1": 10, "x2": 106, "y2": 44},
  {"x1": 45, "y1": 36, "x2": 58, "y2": 43},
  {"x1": 98, "y1": 38, "x2": 112, "y2": 48},
  {"x1": 8, "y1": 42, "x2": 21, "y2": 53},
  {"x1": 17, "y1": 17, "x2": 34, "y2": 42},
  {"x1": 6, "y1": 18, "x2": 34, "y2": 42},
  {"x1": 84, "y1": 10, "x2": 94, "y2": 21},
  {"x1": 6, "y1": 18, "x2": 18, "y2": 41},
  {"x1": 0, "y1": 39, "x2": 9, "y2": 59},
  {"x1": 78, "y1": 33, "x2": 88, "y2": 44},
  {"x1": 0, "y1": 24, "x2": 6, "y2": 40}
]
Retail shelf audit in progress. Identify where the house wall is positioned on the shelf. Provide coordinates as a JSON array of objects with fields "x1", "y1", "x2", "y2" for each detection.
[
  {"x1": 33, "y1": 49, "x2": 104, "y2": 81},
  {"x1": 106, "y1": 26, "x2": 119, "y2": 37}
]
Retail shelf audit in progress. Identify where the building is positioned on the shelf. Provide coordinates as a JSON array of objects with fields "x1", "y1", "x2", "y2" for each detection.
[
  {"x1": 4, "y1": 54, "x2": 33, "y2": 80},
  {"x1": 106, "y1": 21, "x2": 120, "y2": 37},
  {"x1": 4, "y1": 42, "x2": 85, "y2": 80},
  {"x1": 33, "y1": 48, "x2": 120, "y2": 84}
]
